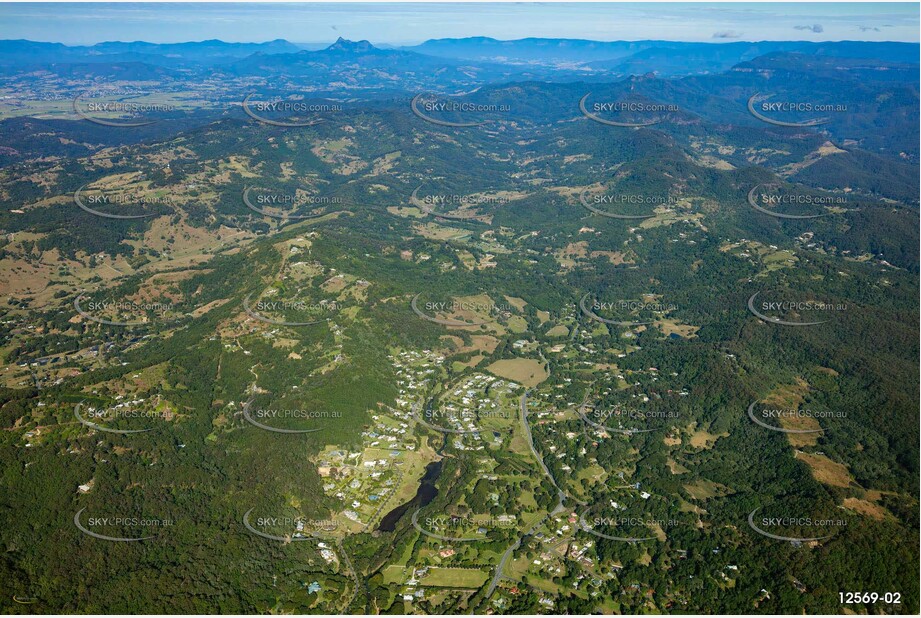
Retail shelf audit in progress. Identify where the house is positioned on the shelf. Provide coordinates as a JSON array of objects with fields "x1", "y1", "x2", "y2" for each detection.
[{"x1": 319, "y1": 549, "x2": 337, "y2": 564}]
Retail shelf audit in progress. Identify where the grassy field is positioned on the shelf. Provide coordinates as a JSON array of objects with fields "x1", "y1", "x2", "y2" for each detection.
[
  {"x1": 656, "y1": 318, "x2": 698, "y2": 338},
  {"x1": 412, "y1": 222, "x2": 472, "y2": 242},
  {"x1": 795, "y1": 451, "x2": 854, "y2": 488},
  {"x1": 418, "y1": 568, "x2": 489, "y2": 588},
  {"x1": 382, "y1": 565, "x2": 410, "y2": 585},
  {"x1": 686, "y1": 423, "x2": 728, "y2": 449},
  {"x1": 506, "y1": 315, "x2": 529, "y2": 333},
  {"x1": 683, "y1": 478, "x2": 732, "y2": 500},
  {"x1": 486, "y1": 358, "x2": 548, "y2": 387},
  {"x1": 0, "y1": 90, "x2": 217, "y2": 120},
  {"x1": 762, "y1": 381, "x2": 823, "y2": 448}
]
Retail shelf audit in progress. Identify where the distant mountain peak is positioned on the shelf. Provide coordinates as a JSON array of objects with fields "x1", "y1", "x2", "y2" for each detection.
[{"x1": 326, "y1": 37, "x2": 377, "y2": 53}]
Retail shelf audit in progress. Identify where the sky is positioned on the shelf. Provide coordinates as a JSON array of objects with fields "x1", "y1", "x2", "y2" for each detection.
[{"x1": 0, "y1": 2, "x2": 917, "y2": 46}]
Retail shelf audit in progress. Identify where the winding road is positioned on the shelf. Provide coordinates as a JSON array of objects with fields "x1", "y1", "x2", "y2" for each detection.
[
  {"x1": 335, "y1": 538, "x2": 365, "y2": 611},
  {"x1": 483, "y1": 388, "x2": 582, "y2": 599}
]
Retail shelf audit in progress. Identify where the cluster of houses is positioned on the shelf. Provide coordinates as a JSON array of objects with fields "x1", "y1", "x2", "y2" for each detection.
[
  {"x1": 437, "y1": 373, "x2": 519, "y2": 449},
  {"x1": 312, "y1": 350, "x2": 447, "y2": 527}
]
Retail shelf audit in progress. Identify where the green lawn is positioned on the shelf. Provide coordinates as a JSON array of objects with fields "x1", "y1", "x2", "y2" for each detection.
[{"x1": 418, "y1": 568, "x2": 489, "y2": 588}]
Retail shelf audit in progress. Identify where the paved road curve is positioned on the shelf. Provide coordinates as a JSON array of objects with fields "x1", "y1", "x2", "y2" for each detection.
[{"x1": 483, "y1": 389, "x2": 581, "y2": 600}]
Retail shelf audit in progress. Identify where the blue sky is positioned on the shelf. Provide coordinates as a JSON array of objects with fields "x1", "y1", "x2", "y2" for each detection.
[{"x1": 0, "y1": 2, "x2": 917, "y2": 46}]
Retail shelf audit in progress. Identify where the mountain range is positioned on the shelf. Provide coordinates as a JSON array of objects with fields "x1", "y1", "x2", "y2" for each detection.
[{"x1": 2, "y1": 36, "x2": 917, "y2": 77}]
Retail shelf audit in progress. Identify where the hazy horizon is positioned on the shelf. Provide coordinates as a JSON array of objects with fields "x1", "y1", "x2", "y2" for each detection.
[
  {"x1": 2, "y1": 34, "x2": 920, "y2": 48},
  {"x1": 0, "y1": 2, "x2": 917, "y2": 46}
]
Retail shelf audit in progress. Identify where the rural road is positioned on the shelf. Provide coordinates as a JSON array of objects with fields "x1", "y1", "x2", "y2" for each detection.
[
  {"x1": 334, "y1": 539, "x2": 365, "y2": 611},
  {"x1": 483, "y1": 388, "x2": 581, "y2": 600},
  {"x1": 519, "y1": 390, "x2": 587, "y2": 508}
]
